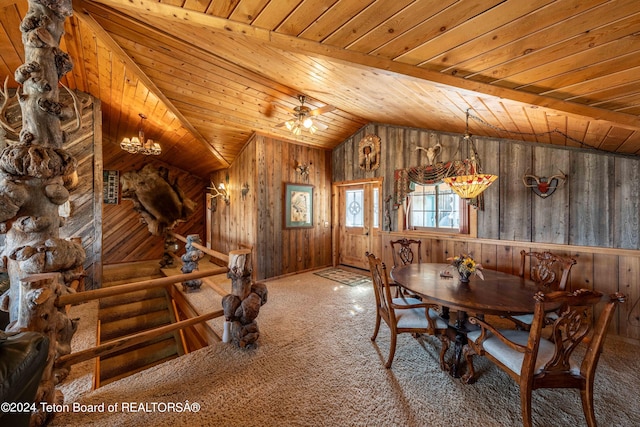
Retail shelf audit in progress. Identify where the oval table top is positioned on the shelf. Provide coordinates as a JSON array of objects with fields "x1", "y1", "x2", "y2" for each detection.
[{"x1": 390, "y1": 263, "x2": 543, "y2": 316}]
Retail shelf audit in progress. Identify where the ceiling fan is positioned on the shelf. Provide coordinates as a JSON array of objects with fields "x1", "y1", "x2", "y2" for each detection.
[{"x1": 275, "y1": 95, "x2": 335, "y2": 135}]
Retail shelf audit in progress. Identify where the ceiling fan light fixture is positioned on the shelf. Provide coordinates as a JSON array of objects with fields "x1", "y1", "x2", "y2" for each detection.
[{"x1": 302, "y1": 117, "x2": 314, "y2": 128}]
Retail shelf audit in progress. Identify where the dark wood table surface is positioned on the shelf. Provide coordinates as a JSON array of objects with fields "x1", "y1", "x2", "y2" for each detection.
[
  {"x1": 390, "y1": 263, "x2": 544, "y2": 380},
  {"x1": 390, "y1": 263, "x2": 543, "y2": 316}
]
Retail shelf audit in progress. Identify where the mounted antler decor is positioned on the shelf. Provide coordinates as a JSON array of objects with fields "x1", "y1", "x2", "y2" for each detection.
[
  {"x1": 415, "y1": 143, "x2": 442, "y2": 166},
  {"x1": 522, "y1": 169, "x2": 567, "y2": 198}
]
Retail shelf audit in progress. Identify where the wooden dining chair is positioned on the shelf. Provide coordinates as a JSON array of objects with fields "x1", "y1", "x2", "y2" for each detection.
[
  {"x1": 389, "y1": 238, "x2": 422, "y2": 298},
  {"x1": 507, "y1": 250, "x2": 577, "y2": 329},
  {"x1": 365, "y1": 252, "x2": 450, "y2": 369},
  {"x1": 465, "y1": 289, "x2": 626, "y2": 427}
]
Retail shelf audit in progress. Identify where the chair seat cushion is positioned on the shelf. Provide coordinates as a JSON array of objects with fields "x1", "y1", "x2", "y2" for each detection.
[
  {"x1": 466, "y1": 329, "x2": 579, "y2": 376},
  {"x1": 511, "y1": 311, "x2": 560, "y2": 326},
  {"x1": 510, "y1": 313, "x2": 534, "y2": 325},
  {"x1": 392, "y1": 298, "x2": 449, "y2": 329}
]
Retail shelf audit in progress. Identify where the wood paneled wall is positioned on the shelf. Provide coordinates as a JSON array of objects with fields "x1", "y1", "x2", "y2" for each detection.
[
  {"x1": 333, "y1": 123, "x2": 640, "y2": 340},
  {"x1": 379, "y1": 233, "x2": 639, "y2": 340},
  {"x1": 209, "y1": 133, "x2": 332, "y2": 280},
  {"x1": 102, "y1": 134, "x2": 208, "y2": 267},
  {"x1": 0, "y1": 91, "x2": 102, "y2": 289}
]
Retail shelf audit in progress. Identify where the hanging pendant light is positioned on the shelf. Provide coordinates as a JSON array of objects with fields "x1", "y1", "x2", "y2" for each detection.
[
  {"x1": 443, "y1": 110, "x2": 498, "y2": 199},
  {"x1": 120, "y1": 113, "x2": 161, "y2": 155}
]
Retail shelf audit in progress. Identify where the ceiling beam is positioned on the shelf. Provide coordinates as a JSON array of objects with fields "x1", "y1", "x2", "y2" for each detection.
[
  {"x1": 73, "y1": 0, "x2": 231, "y2": 166},
  {"x1": 88, "y1": 0, "x2": 640, "y2": 132}
]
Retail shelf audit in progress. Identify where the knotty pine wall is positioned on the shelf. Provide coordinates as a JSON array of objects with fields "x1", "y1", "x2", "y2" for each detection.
[
  {"x1": 1, "y1": 91, "x2": 102, "y2": 289},
  {"x1": 101, "y1": 135, "x2": 208, "y2": 267},
  {"x1": 209, "y1": 133, "x2": 332, "y2": 280},
  {"x1": 333, "y1": 123, "x2": 640, "y2": 340}
]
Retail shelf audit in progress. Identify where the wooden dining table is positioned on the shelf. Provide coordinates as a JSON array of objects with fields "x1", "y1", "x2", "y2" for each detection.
[{"x1": 390, "y1": 263, "x2": 546, "y2": 381}]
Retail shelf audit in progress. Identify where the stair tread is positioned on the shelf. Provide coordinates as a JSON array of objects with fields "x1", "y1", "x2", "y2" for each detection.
[
  {"x1": 100, "y1": 310, "x2": 173, "y2": 341},
  {"x1": 99, "y1": 354, "x2": 178, "y2": 387},
  {"x1": 99, "y1": 297, "x2": 169, "y2": 322},
  {"x1": 100, "y1": 332, "x2": 178, "y2": 359},
  {"x1": 99, "y1": 338, "x2": 179, "y2": 381},
  {"x1": 99, "y1": 287, "x2": 167, "y2": 309}
]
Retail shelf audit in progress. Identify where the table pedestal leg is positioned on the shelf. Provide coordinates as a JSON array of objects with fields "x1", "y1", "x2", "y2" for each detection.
[{"x1": 449, "y1": 310, "x2": 468, "y2": 378}]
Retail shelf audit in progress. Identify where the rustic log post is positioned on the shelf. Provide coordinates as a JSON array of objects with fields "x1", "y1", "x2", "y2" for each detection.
[
  {"x1": 161, "y1": 233, "x2": 179, "y2": 267},
  {"x1": 0, "y1": 0, "x2": 83, "y2": 425},
  {"x1": 180, "y1": 234, "x2": 204, "y2": 291},
  {"x1": 9, "y1": 273, "x2": 77, "y2": 426},
  {"x1": 221, "y1": 249, "x2": 268, "y2": 348}
]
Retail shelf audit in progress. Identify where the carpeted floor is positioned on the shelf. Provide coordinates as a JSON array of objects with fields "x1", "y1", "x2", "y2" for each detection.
[
  {"x1": 51, "y1": 270, "x2": 640, "y2": 427},
  {"x1": 313, "y1": 267, "x2": 372, "y2": 286}
]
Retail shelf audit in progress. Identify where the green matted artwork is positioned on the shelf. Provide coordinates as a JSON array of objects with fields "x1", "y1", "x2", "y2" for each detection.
[{"x1": 284, "y1": 183, "x2": 313, "y2": 228}]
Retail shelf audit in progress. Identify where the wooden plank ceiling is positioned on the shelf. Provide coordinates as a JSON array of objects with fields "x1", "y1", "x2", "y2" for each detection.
[{"x1": 0, "y1": 0, "x2": 639, "y2": 178}]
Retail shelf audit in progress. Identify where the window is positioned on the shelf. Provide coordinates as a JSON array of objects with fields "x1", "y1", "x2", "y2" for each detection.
[
  {"x1": 345, "y1": 189, "x2": 364, "y2": 227},
  {"x1": 408, "y1": 183, "x2": 464, "y2": 231}
]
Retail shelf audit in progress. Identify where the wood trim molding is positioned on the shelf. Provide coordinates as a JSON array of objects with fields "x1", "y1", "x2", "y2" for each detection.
[{"x1": 384, "y1": 230, "x2": 640, "y2": 258}]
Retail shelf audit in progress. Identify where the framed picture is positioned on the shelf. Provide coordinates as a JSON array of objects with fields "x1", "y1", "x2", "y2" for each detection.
[
  {"x1": 103, "y1": 170, "x2": 119, "y2": 204},
  {"x1": 284, "y1": 183, "x2": 314, "y2": 228}
]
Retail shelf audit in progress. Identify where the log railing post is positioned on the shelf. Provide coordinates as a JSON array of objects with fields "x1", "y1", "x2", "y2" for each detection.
[
  {"x1": 180, "y1": 234, "x2": 205, "y2": 291},
  {"x1": 221, "y1": 249, "x2": 268, "y2": 348}
]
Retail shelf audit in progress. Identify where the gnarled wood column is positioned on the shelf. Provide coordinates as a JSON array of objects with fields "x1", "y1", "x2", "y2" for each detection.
[{"x1": 0, "y1": 0, "x2": 83, "y2": 425}]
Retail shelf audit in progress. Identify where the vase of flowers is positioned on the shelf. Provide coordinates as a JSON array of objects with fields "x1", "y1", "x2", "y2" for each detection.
[{"x1": 448, "y1": 254, "x2": 484, "y2": 283}]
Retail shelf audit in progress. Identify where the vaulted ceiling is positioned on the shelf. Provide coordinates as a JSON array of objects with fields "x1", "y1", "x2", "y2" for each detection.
[{"x1": 1, "y1": 0, "x2": 639, "y2": 178}]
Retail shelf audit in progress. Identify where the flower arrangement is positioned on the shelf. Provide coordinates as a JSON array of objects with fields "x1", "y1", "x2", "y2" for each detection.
[{"x1": 448, "y1": 254, "x2": 484, "y2": 281}]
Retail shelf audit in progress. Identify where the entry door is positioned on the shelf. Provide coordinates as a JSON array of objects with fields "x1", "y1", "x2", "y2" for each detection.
[{"x1": 338, "y1": 182, "x2": 380, "y2": 269}]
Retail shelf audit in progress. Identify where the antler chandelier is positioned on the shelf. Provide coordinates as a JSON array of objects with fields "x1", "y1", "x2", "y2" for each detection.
[
  {"x1": 443, "y1": 110, "x2": 498, "y2": 199},
  {"x1": 120, "y1": 113, "x2": 161, "y2": 155}
]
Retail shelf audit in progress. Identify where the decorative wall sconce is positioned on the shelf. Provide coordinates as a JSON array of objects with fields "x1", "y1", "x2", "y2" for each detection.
[
  {"x1": 208, "y1": 182, "x2": 230, "y2": 205},
  {"x1": 295, "y1": 161, "x2": 312, "y2": 179},
  {"x1": 522, "y1": 169, "x2": 567, "y2": 198}
]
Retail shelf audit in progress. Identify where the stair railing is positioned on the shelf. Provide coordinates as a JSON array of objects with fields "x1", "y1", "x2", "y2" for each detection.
[{"x1": 53, "y1": 266, "x2": 228, "y2": 371}]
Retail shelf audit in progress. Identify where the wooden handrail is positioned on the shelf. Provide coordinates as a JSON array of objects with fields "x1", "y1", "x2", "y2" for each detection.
[
  {"x1": 169, "y1": 231, "x2": 229, "y2": 264},
  {"x1": 54, "y1": 308, "x2": 224, "y2": 370},
  {"x1": 56, "y1": 267, "x2": 228, "y2": 307}
]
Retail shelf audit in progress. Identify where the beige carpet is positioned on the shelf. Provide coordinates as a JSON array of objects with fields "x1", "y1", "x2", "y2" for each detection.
[{"x1": 51, "y1": 271, "x2": 640, "y2": 427}]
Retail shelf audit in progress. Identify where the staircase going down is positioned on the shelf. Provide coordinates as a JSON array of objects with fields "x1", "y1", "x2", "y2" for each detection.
[{"x1": 96, "y1": 263, "x2": 184, "y2": 387}]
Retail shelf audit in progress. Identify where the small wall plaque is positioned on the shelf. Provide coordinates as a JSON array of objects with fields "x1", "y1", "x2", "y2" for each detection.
[{"x1": 103, "y1": 170, "x2": 119, "y2": 204}]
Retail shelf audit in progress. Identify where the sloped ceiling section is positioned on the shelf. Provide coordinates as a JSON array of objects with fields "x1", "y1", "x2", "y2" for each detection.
[{"x1": 0, "y1": 0, "x2": 638, "y2": 178}]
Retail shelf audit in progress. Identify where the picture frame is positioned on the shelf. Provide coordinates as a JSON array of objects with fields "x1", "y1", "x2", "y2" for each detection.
[
  {"x1": 284, "y1": 183, "x2": 314, "y2": 228},
  {"x1": 103, "y1": 170, "x2": 119, "y2": 204}
]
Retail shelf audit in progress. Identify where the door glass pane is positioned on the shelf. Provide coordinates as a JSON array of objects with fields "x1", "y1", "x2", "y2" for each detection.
[
  {"x1": 373, "y1": 187, "x2": 379, "y2": 229},
  {"x1": 345, "y1": 189, "x2": 364, "y2": 227}
]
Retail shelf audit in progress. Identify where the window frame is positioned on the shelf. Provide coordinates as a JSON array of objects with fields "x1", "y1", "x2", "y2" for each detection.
[{"x1": 406, "y1": 182, "x2": 470, "y2": 234}]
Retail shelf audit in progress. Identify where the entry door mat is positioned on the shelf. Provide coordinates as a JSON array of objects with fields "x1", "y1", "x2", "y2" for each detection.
[{"x1": 313, "y1": 268, "x2": 371, "y2": 287}]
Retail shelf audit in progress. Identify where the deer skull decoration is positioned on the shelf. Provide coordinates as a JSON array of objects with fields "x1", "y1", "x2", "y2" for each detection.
[{"x1": 522, "y1": 169, "x2": 567, "y2": 198}]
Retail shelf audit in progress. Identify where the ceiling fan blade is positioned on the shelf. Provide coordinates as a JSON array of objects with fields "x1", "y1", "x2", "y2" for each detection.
[
  {"x1": 309, "y1": 105, "x2": 336, "y2": 116},
  {"x1": 313, "y1": 121, "x2": 329, "y2": 130}
]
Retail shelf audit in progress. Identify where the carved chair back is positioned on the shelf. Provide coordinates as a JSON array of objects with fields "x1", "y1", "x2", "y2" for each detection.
[
  {"x1": 519, "y1": 250, "x2": 576, "y2": 291},
  {"x1": 365, "y1": 252, "x2": 450, "y2": 369},
  {"x1": 366, "y1": 252, "x2": 394, "y2": 326},
  {"x1": 390, "y1": 238, "x2": 422, "y2": 269},
  {"x1": 467, "y1": 289, "x2": 626, "y2": 427}
]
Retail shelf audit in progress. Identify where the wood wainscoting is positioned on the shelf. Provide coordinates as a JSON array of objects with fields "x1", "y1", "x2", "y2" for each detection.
[{"x1": 380, "y1": 232, "x2": 640, "y2": 341}]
